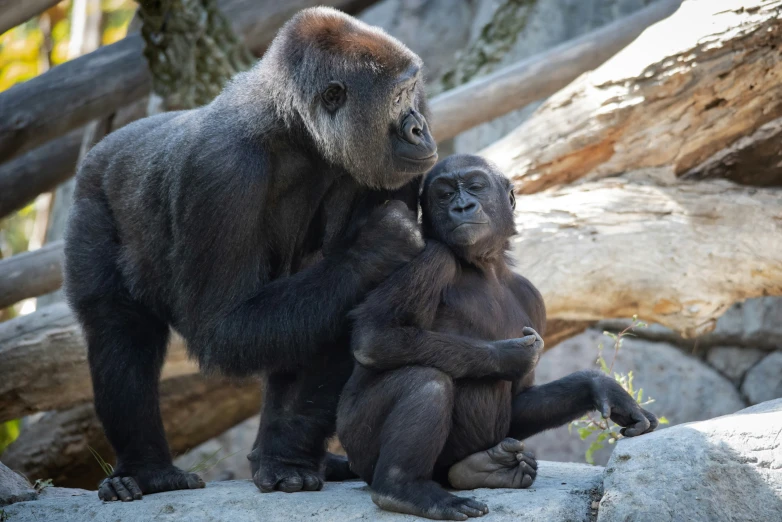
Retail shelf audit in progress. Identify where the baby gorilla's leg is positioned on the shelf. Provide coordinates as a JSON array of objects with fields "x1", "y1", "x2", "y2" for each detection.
[{"x1": 447, "y1": 438, "x2": 537, "y2": 490}]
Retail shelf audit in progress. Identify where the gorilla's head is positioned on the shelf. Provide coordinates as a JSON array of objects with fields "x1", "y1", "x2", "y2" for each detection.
[
  {"x1": 262, "y1": 7, "x2": 438, "y2": 189},
  {"x1": 421, "y1": 154, "x2": 517, "y2": 263}
]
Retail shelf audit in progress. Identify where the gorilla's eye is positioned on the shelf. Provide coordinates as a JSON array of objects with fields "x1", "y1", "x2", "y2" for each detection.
[
  {"x1": 509, "y1": 190, "x2": 516, "y2": 210},
  {"x1": 394, "y1": 93, "x2": 402, "y2": 105},
  {"x1": 321, "y1": 81, "x2": 346, "y2": 112}
]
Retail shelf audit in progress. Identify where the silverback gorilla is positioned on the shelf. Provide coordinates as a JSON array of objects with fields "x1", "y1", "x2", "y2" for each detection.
[
  {"x1": 64, "y1": 8, "x2": 437, "y2": 501},
  {"x1": 337, "y1": 155, "x2": 658, "y2": 520}
]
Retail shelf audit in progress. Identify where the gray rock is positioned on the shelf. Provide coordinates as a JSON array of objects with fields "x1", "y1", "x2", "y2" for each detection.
[
  {"x1": 5, "y1": 461, "x2": 603, "y2": 522},
  {"x1": 525, "y1": 330, "x2": 747, "y2": 465},
  {"x1": 174, "y1": 416, "x2": 259, "y2": 482},
  {"x1": 0, "y1": 461, "x2": 37, "y2": 506},
  {"x1": 741, "y1": 351, "x2": 782, "y2": 405},
  {"x1": 705, "y1": 345, "x2": 767, "y2": 386},
  {"x1": 597, "y1": 399, "x2": 782, "y2": 522}
]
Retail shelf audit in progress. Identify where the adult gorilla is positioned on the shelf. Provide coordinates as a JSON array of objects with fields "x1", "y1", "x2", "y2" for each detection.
[{"x1": 64, "y1": 7, "x2": 436, "y2": 501}]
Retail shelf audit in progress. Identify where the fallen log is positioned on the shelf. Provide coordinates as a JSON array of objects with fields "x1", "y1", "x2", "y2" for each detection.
[
  {"x1": 0, "y1": 242, "x2": 63, "y2": 310},
  {"x1": 511, "y1": 173, "x2": 782, "y2": 338},
  {"x1": 1, "y1": 373, "x2": 260, "y2": 489},
  {"x1": 0, "y1": 0, "x2": 380, "y2": 164},
  {"x1": 0, "y1": 303, "x2": 198, "y2": 423},
  {"x1": 483, "y1": 0, "x2": 782, "y2": 193}
]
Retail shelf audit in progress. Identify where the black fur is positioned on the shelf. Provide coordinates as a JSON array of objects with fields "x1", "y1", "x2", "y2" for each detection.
[
  {"x1": 63, "y1": 7, "x2": 438, "y2": 501},
  {"x1": 337, "y1": 155, "x2": 658, "y2": 520}
]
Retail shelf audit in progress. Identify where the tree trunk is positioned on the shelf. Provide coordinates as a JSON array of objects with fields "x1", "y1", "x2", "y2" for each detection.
[
  {"x1": 0, "y1": 242, "x2": 62, "y2": 311},
  {"x1": 1, "y1": 374, "x2": 260, "y2": 489},
  {"x1": 0, "y1": 303, "x2": 198, "y2": 423},
  {"x1": 482, "y1": 0, "x2": 782, "y2": 193},
  {"x1": 509, "y1": 173, "x2": 782, "y2": 338}
]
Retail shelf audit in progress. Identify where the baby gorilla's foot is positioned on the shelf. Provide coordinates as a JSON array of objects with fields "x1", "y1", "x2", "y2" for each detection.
[
  {"x1": 372, "y1": 479, "x2": 488, "y2": 521},
  {"x1": 448, "y1": 438, "x2": 537, "y2": 490}
]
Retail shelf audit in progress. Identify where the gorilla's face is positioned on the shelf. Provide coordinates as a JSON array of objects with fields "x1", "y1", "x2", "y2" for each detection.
[
  {"x1": 422, "y1": 155, "x2": 516, "y2": 260},
  {"x1": 317, "y1": 62, "x2": 438, "y2": 190}
]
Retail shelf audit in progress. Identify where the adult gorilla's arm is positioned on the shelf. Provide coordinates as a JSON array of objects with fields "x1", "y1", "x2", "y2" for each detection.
[
  {"x1": 171, "y1": 142, "x2": 423, "y2": 375},
  {"x1": 351, "y1": 241, "x2": 539, "y2": 380}
]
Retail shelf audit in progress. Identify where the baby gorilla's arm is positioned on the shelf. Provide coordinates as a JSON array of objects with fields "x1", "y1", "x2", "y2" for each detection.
[{"x1": 447, "y1": 438, "x2": 537, "y2": 490}]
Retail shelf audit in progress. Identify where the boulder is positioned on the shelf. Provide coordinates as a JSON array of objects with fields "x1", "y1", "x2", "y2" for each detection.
[
  {"x1": 598, "y1": 399, "x2": 782, "y2": 522},
  {"x1": 4, "y1": 461, "x2": 603, "y2": 522},
  {"x1": 0, "y1": 461, "x2": 37, "y2": 506},
  {"x1": 705, "y1": 345, "x2": 767, "y2": 386},
  {"x1": 526, "y1": 330, "x2": 747, "y2": 465},
  {"x1": 741, "y1": 351, "x2": 782, "y2": 405}
]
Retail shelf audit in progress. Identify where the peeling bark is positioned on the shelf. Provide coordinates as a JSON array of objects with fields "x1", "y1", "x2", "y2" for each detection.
[{"x1": 483, "y1": 0, "x2": 782, "y2": 192}]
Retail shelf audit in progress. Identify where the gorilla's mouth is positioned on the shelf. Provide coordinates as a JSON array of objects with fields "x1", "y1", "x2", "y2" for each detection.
[
  {"x1": 399, "y1": 152, "x2": 438, "y2": 163},
  {"x1": 453, "y1": 221, "x2": 489, "y2": 230}
]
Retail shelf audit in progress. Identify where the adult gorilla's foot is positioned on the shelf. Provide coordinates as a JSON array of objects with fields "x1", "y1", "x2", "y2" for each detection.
[
  {"x1": 448, "y1": 438, "x2": 537, "y2": 490},
  {"x1": 98, "y1": 466, "x2": 204, "y2": 501},
  {"x1": 252, "y1": 457, "x2": 324, "y2": 493},
  {"x1": 372, "y1": 479, "x2": 488, "y2": 521}
]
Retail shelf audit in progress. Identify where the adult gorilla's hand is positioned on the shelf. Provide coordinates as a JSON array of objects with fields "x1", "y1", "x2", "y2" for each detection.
[
  {"x1": 491, "y1": 327, "x2": 545, "y2": 380},
  {"x1": 352, "y1": 200, "x2": 425, "y2": 279},
  {"x1": 587, "y1": 371, "x2": 658, "y2": 436}
]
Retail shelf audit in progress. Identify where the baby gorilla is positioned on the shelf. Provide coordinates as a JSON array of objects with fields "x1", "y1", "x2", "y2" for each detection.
[{"x1": 337, "y1": 155, "x2": 658, "y2": 520}]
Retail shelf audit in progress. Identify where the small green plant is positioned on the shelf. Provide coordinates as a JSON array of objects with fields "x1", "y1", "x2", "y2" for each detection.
[
  {"x1": 569, "y1": 316, "x2": 669, "y2": 464},
  {"x1": 87, "y1": 445, "x2": 114, "y2": 477},
  {"x1": 1, "y1": 508, "x2": 8, "y2": 521},
  {"x1": 33, "y1": 478, "x2": 53, "y2": 492},
  {"x1": 186, "y1": 447, "x2": 238, "y2": 475}
]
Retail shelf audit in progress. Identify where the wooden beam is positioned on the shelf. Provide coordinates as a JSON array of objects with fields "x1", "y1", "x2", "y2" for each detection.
[
  {"x1": 0, "y1": 302, "x2": 199, "y2": 424},
  {"x1": 0, "y1": 0, "x2": 379, "y2": 164},
  {"x1": 0, "y1": 0, "x2": 61, "y2": 35},
  {"x1": 428, "y1": 0, "x2": 682, "y2": 141},
  {"x1": 0, "y1": 240, "x2": 63, "y2": 309}
]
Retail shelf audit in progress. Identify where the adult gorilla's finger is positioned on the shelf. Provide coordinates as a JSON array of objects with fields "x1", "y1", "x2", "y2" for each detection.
[
  {"x1": 122, "y1": 477, "x2": 143, "y2": 500},
  {"x1": 111, "y1": 477, "x2": 133, "y2": 502},
  {"x1": 520, "y1": 473, "x2": 534, "y2": 489},
  {"x1": 98, "y1": 479, "x2": 118, "y2": 501},
  {"x1": 302, "y1": 472, "x2": 323, "y2": 491}
]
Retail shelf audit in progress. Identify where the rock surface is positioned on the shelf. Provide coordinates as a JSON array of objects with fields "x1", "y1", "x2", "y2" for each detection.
[
  {"x1": 526, "y1": 330, "x2": 747, "y2": 465},
  {"x1": 4, "y1": 461, "x2": 603, "y2": 522},
  {"x1": 705, "y1": 345, "x2": 767, "y2": 386},
  {"x1": 741, "y1": 351, "x2": 782, "y2": 405},
  {"x1": 0, "y1": 461, "x2": 37, "y2": 506},
  {"x1": 598, "y1": 399, "x2": 782, "y2": 522}
]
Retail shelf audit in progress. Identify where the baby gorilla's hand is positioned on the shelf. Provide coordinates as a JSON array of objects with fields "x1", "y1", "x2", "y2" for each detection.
[
  {"x1": 447, "y1": 438, "x2": 537, "y2": 490},
  {"x1": 491, "y1": 327, "x2": 545, "y2": 380}
]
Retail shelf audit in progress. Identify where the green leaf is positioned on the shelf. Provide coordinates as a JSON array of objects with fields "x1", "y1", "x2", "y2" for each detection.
[
  {"x1": 658, "y1": 416, "x2": 670, "y2": 425},
  {"x1": 585, "y1": 441, "x2": 604, "y2": 465},
  {"x1": 578, "y1": 427, "x2": 593, "y2": 440}
]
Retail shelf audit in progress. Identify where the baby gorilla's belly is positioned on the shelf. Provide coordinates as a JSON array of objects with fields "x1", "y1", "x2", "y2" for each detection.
[{"x1": 437, "y1": 379, "x2": 513, "y2": 468}]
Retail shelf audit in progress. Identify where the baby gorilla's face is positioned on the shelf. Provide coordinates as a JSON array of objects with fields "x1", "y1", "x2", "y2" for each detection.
[{"x1": 421, "y1": 155, "x2": 517, "y2": 260}]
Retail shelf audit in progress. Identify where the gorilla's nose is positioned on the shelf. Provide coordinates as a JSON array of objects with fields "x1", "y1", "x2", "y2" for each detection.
[{"x1": 401, "y1": 110, "x2": 426, "y2": 145}]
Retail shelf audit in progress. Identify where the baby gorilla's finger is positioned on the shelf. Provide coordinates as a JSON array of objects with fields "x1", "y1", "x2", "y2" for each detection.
[
  {"x1": 517, "y1": 451, "x2": 537, "y2": 470},
  {"x1": 499, "y1": 438, "x2": 525, "y2": 453},
  {"x1": 622, "y1": 409, "x2": 651, "y2": 437},
  {"x1": 518, "y1": 334, "x2": 537, "y2": 347},
  {"x1": 643, "y1": 409, "x2": 659, "y2": 432}
]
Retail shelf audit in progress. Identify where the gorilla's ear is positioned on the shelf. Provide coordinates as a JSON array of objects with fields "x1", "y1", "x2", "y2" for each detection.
[
  {"x1": 508, "y1": 185, "x2": 516, "y2": 210},
  {"x1": 321, "y1": 81, "x2": 347, "y2": 112}
]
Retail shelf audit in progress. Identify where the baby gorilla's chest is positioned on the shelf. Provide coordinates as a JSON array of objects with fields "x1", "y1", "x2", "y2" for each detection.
[{"x1": 433, "y1": 273, "x2": 529, "y2": 342}]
